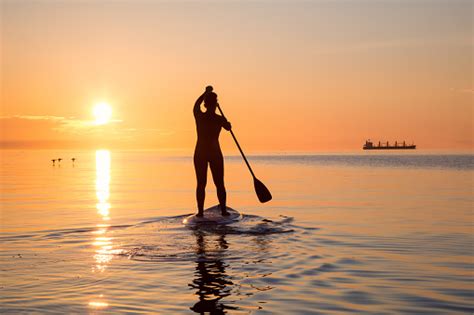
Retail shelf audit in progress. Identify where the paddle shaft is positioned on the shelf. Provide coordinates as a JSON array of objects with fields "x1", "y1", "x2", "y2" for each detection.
[{"x1": 216, "y1": 104, "x2": 256, "y2": 179}]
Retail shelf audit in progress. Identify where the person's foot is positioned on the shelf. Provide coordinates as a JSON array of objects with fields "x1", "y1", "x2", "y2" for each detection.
[
  {"x1": 221, "y1": 209, "x2": 230, "y2": 216},
  {"x1": 196, "y1": 212, "x2": 204, "y2": 217}
]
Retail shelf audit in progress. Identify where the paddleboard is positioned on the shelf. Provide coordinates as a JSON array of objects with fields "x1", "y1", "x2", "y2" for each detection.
[{"x1": 183, "y1": 205, "x2": 242, "y2": 225}]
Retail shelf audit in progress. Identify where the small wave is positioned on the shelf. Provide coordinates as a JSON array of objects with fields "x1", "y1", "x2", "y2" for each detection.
[
  {"x1": 137, "y1": 214, "x2": 189, "y2": 225},
  {"x1": 119, "y1": 247, "x2": 196, "y2": 263},
  {"x1": 42, "y1": 224, "x2": 137, "y2": 239},
  {"x1": 0, "y1": 214, "x2": 190, "y2": 242}
]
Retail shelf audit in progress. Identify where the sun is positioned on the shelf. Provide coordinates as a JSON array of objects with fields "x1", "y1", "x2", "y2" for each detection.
[{"x1": 93, "y1": 102, "x2": 112, "y2": 125}]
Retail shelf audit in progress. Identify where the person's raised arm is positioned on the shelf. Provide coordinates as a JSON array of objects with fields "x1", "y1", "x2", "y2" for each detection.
[
  {"x1": 193, "y1": 85, "x2": 213, "y2": 116},
  {"x1": 193, "y1": 93, "x2": 205, "y2": 116}
]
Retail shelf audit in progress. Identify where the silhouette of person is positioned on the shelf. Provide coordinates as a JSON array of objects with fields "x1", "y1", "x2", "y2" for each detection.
[{"x1": 193, "y1": 86, "x2": 232, "y2": 217}]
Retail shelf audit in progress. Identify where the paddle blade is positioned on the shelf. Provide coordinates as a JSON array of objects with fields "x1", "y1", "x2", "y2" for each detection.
[{"x1": 253, "y1": 177, "x2": 272, "y2": 203}]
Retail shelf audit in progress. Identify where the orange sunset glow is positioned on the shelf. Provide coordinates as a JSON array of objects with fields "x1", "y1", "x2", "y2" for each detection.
[
  {"x1": 1, "y1": 2, "x2": 473, "y2": 314},
  {"x1": 1, "y1": 1, "x2": 472, "y2": 152}
]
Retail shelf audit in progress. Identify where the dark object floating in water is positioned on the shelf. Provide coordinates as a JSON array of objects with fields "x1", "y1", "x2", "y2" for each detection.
[{"x1": 363, "y1": 139, "x2": 416, "y2": 150}]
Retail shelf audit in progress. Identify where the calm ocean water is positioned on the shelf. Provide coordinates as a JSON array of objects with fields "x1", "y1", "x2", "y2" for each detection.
[{"x1": 1, "y1": 150, "x2": 473, "y2": 314}]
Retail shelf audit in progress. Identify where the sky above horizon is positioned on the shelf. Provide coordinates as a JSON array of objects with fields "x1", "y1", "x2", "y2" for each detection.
[{"x1": 1, "y1": 0, "x2": 472, "y2": 152}]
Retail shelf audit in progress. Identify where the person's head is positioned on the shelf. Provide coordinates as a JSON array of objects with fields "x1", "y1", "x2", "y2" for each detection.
[{"x1": 204, "y1": 92, "x2": 218, "y2": 113}]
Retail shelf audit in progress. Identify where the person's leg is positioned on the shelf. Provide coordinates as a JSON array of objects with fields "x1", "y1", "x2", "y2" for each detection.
[
  {"x1": 194, "y1": 153, "x2": 208, "y2": 216},
  {"x1": 210, "y1": 151, "x2": 228, "y2": 215}
]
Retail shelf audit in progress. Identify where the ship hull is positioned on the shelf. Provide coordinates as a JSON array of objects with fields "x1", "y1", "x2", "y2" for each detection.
[{"x1": 363, "y1": 145, "x2": 416, "y2": 150}]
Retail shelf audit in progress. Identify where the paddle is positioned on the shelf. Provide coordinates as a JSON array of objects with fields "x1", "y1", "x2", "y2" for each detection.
[{"x1": 215, "y1": 101, "x2": 272, "y2": 203}]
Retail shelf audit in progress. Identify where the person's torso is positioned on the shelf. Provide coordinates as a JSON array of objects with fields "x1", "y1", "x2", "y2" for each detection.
[{"x1": 195, "y1": 112, "x2": 223, "y2": 150}]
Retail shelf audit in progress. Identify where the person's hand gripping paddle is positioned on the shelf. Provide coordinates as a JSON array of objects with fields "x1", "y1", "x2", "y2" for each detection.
[{"x1": 208, "y1": 86, "x2": 272, "y2": 203}]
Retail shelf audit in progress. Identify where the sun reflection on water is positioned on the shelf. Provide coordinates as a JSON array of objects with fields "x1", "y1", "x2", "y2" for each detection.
[
  {"x1": 93, "y1": 150, "x2": 114, "y2": 272},
  {"x1": 89, "y1": 150, "x2": 113, "y2": 310},
  {"x1": 95, "y1": 150, "x2": 111, "y2": 220},
  {"x1": 88, "y1": 300, "x2": 109, "y2": 309}
]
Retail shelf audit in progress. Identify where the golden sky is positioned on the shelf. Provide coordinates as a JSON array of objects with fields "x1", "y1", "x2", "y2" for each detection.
[{"x1": 1, "y1": 0, "x2": 472, "y2": 152}]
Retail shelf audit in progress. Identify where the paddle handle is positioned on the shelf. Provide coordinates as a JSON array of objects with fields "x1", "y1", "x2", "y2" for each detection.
[{"x1": 216, "y1": 103, "x2": 256, "y2": 179}]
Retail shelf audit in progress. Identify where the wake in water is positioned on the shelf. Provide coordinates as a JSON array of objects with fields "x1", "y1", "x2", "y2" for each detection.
[{"x1": 118, "y1": 213, "x2": 294, "y2": 262}]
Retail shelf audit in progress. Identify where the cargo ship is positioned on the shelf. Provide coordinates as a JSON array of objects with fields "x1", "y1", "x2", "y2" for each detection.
[{"x1": 363, "y1": 140, "x2": 416, "y2": 150}]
